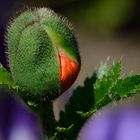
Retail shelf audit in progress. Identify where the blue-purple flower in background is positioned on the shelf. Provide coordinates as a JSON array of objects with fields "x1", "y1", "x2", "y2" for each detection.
[
  {"x1": 0, "y1": 88, "x2": 44, "y2": 140},
  {"x1": 78, "y1": 104, "x2": 140, "y2": 140}
]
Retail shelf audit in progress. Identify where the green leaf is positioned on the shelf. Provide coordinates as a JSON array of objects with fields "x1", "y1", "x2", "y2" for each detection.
[
  {"x1": 51, "y1": 73, "x2": 97, "y2": 140},
  {"x1": 111, "y1": 74, "x2": 140, "y2": 97},
  {"x1": 95, "y1": 62, "x2": 108, "y2": 79},
  {"x1": 83, "y1": 64, "x2": 140, "y2": 118},
  {"x1": 50, "y1": 61, "x2": 125, "y2": 139},
  {"x1": 94, "y1": 61, "x2": 121, "y2": 103},
  {"x1": 0, "y1": 65, "x2": 17, "y2": 90}
]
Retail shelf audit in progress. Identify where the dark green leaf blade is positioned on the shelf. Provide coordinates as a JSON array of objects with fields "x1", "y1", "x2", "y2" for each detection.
[
  {"x1": 51, "y1": 73, "x2": 97, "y2": 140},
  {"x1": 112, "y1": 74, "x2": 140, "y2": 98}
]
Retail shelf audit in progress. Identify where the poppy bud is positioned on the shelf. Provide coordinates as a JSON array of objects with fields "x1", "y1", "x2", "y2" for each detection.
[{"x1": 6, "y1": 8, "x2": 81, "y2": 101}]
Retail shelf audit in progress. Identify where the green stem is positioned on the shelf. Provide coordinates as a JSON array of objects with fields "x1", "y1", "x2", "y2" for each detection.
[
  {"x1": 27, "y1": 100, "x2": 56, "y2": 138},
  {"x1": 38, "y1": 101, "x2": 56, "y2": 138}
]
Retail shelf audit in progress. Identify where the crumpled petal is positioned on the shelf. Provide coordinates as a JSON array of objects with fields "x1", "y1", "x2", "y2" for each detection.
[
  {"x1": 0, "y1": 87, "x2": 44, "y2": 140},
  {"x1": 78, "y1": 104, "x2": 140, "y2": 140}
]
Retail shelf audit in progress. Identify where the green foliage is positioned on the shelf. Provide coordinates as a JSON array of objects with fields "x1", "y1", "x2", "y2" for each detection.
[
  {"x1": 0, "y1": 65, "x2": 17, "y2": 90},
  {"x1": 112, "y1": 75, "x2": 140, "y2": 97},
  {"x1": 94, "y1": 61, "x2": 121, "y2": 104},
  {"x1": 1, "y1": 61, "x2": 140, "y2": 140},
  {"x1": 50, "y1": 61, "x2": 140, "y2": 140},
  {"x1": 50, "y1": 73, "x2": 97, "y2": 140}
]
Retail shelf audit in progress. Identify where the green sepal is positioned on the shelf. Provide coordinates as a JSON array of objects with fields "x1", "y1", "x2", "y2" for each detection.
[
  {"x1": 7, "y1": 10, "x2": 60, "y2": 101},
  {"x1": 36, "y1": 8, "x2": 81, "y2": 63}
]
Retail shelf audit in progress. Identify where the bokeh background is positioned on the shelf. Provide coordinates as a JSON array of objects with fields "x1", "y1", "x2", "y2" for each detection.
[{"x1": 1, "y1": 0, "x2": 140, "y2": 116}]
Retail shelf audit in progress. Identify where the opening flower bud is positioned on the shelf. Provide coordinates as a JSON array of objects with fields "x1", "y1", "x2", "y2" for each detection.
[{"x1": 6, "y1": 8, "x2": 81, "y2": 101}]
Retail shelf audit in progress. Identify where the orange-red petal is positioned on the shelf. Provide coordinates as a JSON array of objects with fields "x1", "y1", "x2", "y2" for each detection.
[{"x1": 59, "y1": 53, "x2": 80, "y2": 92}]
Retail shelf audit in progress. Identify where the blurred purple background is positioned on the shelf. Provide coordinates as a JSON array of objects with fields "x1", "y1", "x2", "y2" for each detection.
[
  {"x1": 78, "y1": 103, "x2": 140, "y2": 140},
  {"x1": 0, "y1": 87, "x2": 43, "y2": 140}
]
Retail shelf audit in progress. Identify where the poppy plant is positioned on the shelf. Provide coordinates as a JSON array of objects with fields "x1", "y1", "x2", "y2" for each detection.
[
  {"x1": 1, "y1": 4, "x2": 140, "y2": 140},
  {"x1": 0, "y1": 7, "x2": 80, "y2": 140}
]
